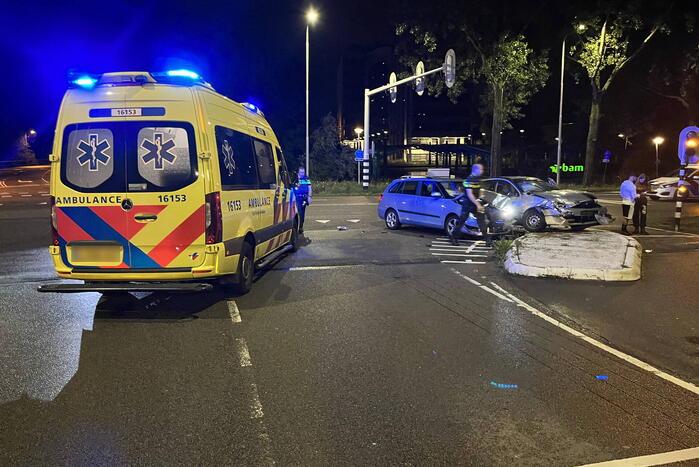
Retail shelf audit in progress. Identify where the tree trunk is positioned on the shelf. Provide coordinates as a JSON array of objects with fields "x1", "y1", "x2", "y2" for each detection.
[
  {"x1": 583, "y1": 82, "x2": 602, "y2": 185},
  {"x1": 489, "y1": 84, "x2": 504, "y2": 176}
]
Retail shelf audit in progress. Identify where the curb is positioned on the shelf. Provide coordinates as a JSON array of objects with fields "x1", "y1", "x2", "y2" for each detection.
[{"x1": 504, "y1": 234, "x2": 642, "y2": 281}]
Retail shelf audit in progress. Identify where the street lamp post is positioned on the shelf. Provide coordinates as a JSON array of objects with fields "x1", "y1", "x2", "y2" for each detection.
[
  {"x1": 652, "y1": 136, "x2": 664, "y2": 178},
  {"x1": 305, "y1": 8, "x2": 318, "y2": 176}
]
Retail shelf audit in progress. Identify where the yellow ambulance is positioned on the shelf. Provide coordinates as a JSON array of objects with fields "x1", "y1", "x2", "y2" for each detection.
[{"x1": 39, "y1": 70, "x2": 298, "y2": 295}]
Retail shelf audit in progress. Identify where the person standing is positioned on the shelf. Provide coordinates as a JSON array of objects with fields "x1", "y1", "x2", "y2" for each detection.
[
  {"x1": 632, "y1": 173, "x2": 649, "y2": 235},
  {"x1": 293, "y1": 167, "x2": 312, "y2": 233},
  {"x1": 450, "y1": 163, "x2": 490, "y2": 246},
  {"x1": 620, "y1": 174, "x2": 638, "y2": 235}
]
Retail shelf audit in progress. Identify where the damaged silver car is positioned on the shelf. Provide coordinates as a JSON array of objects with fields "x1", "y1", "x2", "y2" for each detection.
[{"x1": 480, "y1": 177, "x2": 609, "y2": 232}]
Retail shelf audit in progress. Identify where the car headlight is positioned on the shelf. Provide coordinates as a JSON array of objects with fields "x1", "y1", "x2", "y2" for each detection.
[
  {"x1": 660, "y1": 184, "x2": 674, "y2": 189},
  {"x1": 502, "y1": 205, "x2": 515, "y2": 219}
]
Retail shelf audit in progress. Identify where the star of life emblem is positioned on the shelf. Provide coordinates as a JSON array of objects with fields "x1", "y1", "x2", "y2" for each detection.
[
  {"x1": 141, "y1": 133, "x2": 177, "y2": 170},
  {"x1": 76, "y1": 134, "x2": 110, "y2": 171},
  {"x1": 222, "y1": 139, "x2": 236, "y2": 176}
]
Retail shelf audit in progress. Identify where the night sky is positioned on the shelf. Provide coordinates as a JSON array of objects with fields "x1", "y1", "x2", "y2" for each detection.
[{"x1": 1, "y1": 0, "x2": 695, "y2": 174}]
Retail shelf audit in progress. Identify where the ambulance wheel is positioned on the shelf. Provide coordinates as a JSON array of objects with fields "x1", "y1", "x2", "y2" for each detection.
[
  {"x1": 233, "y1": 241, "x2": 254, "y2": 295},
  {"x1": 289, "y1": 218, "x2": 300, "y2": 252},
  {"x1": 385, "y1": 209, "x2": 401, "y2": 230}
]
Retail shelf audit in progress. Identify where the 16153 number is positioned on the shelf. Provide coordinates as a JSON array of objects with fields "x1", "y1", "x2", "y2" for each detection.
[{"x1": 158, "y1": 194, "x2": 187, "y2": 203}]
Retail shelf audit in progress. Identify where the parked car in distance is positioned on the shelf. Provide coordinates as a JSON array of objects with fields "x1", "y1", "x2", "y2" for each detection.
[
  {"x1": 646, "y1": 164, "x2": 699, "y2": 200},
  {"x1": 480, "y1": 176, "x2": 607, "y2": 232}
]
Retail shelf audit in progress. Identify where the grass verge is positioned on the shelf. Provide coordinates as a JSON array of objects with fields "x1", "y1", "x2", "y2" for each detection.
[{"x1": 492, "y1": 238, "x2": 515, "y2": 263}]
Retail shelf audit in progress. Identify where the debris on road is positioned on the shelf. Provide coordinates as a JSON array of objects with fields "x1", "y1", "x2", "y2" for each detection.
[
  {"x1": 645, "y1": 249, "x2": 653, "y2": 253},
  {"x1": 489, "y1": 381, "x2": 518, "y2": 389},
  {"x1": 337, "y1": 226, "x2": 348, "y2": 230}
]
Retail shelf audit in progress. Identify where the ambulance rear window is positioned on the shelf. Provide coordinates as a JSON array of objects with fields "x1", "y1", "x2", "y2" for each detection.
[{"x1": 61, "y1": 121, "x2": 197, "y2": 193}]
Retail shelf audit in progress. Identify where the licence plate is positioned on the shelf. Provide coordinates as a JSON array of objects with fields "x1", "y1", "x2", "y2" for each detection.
[
  {"x1": 69, "y1": 245, "x2": 123, "y2": 264},
  {"x1": 111, "y1": 107, "x2": 142, "y2": 117}
]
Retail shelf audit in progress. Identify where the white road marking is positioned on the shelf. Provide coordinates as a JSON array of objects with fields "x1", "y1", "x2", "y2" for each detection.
[
  {"x1": 227, "y1": 300, "x2": 241, "y2": 323},
  {"x1": 431, "y1": 253, "x2": 488, "y2": 257},
  {"x1": 37, "y1": 202, "x2": 47, "y2": 205},
  {"x1": 249, "y1": 382, "x2": 265, "y2": 419},
  {"x1": 20, "y1": 194, "x2": 32, "y2": 198},
  {"x1": 235, "y1": 338, "x2": 252, "y2": 367},
  {"x1": 313, "y1": 203, "x2": 377, "y2": 206},
  {"x1": 488, "y1": 282, "x2": 699, "y2": 395},
  {"x1": 287, "y1": 265, "x2": 358, "y2": 271},
  {"x1": 449, "y1": 269, "x2": 512, "y2": 302},
  {"x1": 17, "y1": 180, "x2": 33, "y2": 183},
  {"x1": 346, "y1": 219, "x2": 361, "y2": 223},
  {"x1": 598, "y1": 199, "x2": 623, "y2": 205},
  {"x1": 314, "y1": 219, "x2": 330, "y2": 223},
  {"x1": 576, "y1": 446, "x2": 699, "y2": 467},
  {"x1": 441, "y1": 260, "x2": 487, "y2": 264},
  {"x1": 1, "y1": 195, "x2": 11, "y2": 198}
]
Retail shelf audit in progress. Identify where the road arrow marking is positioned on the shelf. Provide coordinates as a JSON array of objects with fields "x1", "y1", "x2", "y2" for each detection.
[{"x1": 315, "y1": 219, "x2": 330, "y2": 224}]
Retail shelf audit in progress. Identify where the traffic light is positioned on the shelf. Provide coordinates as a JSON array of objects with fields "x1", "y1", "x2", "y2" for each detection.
[{"x1": 686, "y1": 130, "x2": 698, "y2": 163}]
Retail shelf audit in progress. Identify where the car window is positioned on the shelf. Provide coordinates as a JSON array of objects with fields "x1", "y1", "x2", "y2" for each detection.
[
  {"x1": 438, "y1": 181, "x2": 461, "y2": 198},
  {"x1": 401, "y1": 181, "x2": 418, "y2": 195},
  {"x1": 495, "y1": 181, "x2": 518, "y2": 197},
  {"x1": 515, "y1": 179, "x2": 555, "y2": 193},
  {"x1": 215, "y1": 126, "x2": 259, "y2": 190},
  {"x1": 419, "y1": 181, "x2": 439, "y2": 196},
  {"x1": 481, "y1": 180, "x2": 496, "y2": 192},
  {"x1": 252, "y1": 139, "x2": 277, "y2": 188},
  {"x1": 388, "y1": 182, "x2": 403, "y2": 193}
]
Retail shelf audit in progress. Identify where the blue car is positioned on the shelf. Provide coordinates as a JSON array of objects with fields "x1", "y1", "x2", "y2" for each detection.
[{"x1": 377, "y1": 177, "x2": 480, "y2": 235}]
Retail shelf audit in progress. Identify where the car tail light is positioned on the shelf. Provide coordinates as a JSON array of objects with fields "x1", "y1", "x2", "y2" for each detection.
[
  {"x1": 378, "y1": 193, "x2": 383, "y2": 202},
  {"x1": 50, "y1": 196, "x2": 59, "y2": 246},
  {"x1": 205, "y1": 192, "x2": 222, "y2": 244}
]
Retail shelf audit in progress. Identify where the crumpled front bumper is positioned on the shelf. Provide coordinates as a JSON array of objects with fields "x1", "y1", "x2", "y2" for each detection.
[{"x1": 542, "y1": 206, "x2": 606, "y2": 230}]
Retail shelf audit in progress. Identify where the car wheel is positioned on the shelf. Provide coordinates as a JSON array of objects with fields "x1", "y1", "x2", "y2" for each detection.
[
  {"x1": 385, "y1": 209, "x2": 401, "y2": 230},
  {"x1": 522, "y1": 209, "x2": 546, "y2": 232},
  {"x1": 232, "y1": 241, "x2": 254, "y2": 295},
  {"x1": 444, "y1": 214, "x2": 459, "y2": 236}
]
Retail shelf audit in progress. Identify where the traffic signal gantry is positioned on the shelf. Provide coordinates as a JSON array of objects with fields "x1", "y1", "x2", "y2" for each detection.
[{"x1": 360, "y1": 49, "x2": 456, "y2": 190}]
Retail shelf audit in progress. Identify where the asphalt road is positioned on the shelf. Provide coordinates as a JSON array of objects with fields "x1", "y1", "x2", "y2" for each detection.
[{"x1": 0, "y1": 195, "x2": 697, "y2": 466}]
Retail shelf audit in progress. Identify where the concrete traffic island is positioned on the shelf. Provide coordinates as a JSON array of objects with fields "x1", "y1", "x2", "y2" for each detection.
[{"x1": 504, "y1": 230, "x2": 642, "y2": 281}]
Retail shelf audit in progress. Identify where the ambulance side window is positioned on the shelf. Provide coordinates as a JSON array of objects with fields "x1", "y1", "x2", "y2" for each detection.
[
  {"x1": 215, "y1": 126, "x2": 259, "y2": 190},
  {"x1": 63, "y1": 127, "x2": 118, "y2": 190},
  {"x1": 252, "y1": 139, "x2": 276, "y2": 188},
  {"x1": 276, "y1": 147, "x2": 291, "y2": 187}
]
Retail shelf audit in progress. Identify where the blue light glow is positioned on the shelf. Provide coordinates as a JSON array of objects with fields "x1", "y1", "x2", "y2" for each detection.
[
  {"x1": 166, "y1": 69, "x2": 200, "y2": 79},
  {"x1": 242, "y1": 102, "x2": 259, "y2": 113},
  {"x1": 73, "y1": 76, "x2": 97, "y2": 88},
  {"x1": 595, "y1": 375, "x2": 608, "y2": 380},
  {"x1": 490, "y1": 381, "x2": 518, "y2": 389}
]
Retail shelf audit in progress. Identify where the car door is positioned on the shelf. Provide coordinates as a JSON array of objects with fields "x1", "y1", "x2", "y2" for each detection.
[
  {"x1": 397, "y1": 180, "x2": 419, "y2": 224},
  {"x1": 416, "y1": 180, "x2": 444, "y2": 227}
]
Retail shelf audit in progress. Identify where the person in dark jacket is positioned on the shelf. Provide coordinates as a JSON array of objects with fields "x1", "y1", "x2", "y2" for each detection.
[
  {"x1": 632, "y1": 173, "x2": 649, "y2": 235},
  {"x1": 449, "y1": 163, "x2": 490, "y2": 246}
]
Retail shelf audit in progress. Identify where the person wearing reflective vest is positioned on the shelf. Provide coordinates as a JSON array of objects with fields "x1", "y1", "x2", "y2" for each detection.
[
  {"x1": 293, "y1": 167, "x2": 312, "y2": 233},
  {"x1": 450, "y1": 163, "x2": 490, "y2": 246}
]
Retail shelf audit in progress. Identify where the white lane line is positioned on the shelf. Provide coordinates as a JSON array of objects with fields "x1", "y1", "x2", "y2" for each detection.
[
  {"x1": 488, "y1": 282, "x2": 699, "y2": 396},
  {"x1": 450, "y1": 269, "x2": 512, "y2": 302},
  {"x1": 235, "y1": 338, "x2": 252, "y2": 367},
  {"x1": 249, "y1": 382, "x2": 265, "y2": 419},
  {"x1": 227, "y1": 300, "x2": 241, "y2": 323},
  {"x1": 431, "y1": 253, "x2": 488, "y2": 257},
  {"x1": 646, "y1": 226, "x2": 699, "y2": 237},
  {"x1": 313, "y1": 203, "x2": 377, "y2": 206},
  {"x1": 314, "y1": 219, "x2": 330, "y2": 224},
  {"x1": 346, "y1": 219, "x2": 361, "y2": 223},
  {"x1": 287, "y1": 265, "x2": 359, "y2": 271},
  {"x1": 1, "y1": 195, "x2": 11, "y2": 198},
  {"x1": 576, "y1": 446, "x2": 699, "y2": 467},
  {"x1": 20, "y1": 194, "x2": 32, "y2": 197},
  {"x1": 37, "y1": 202, "x2": 47, "y2": 205},
  {"x1": 429, "y1": 244, "x2": 473, "y2": 249},
  {"x1": 441, "y1": 260, "x2": 487, "y2": 264}
]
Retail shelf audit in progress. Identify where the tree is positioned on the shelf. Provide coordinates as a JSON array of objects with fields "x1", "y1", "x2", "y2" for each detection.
[
  {"x1": 569, "y1": 8, "x2": 665, "y2": 184},
  {"x1": 308, "y1": 113, "x2": 356, "y2": 180},
  {"x1": 396, "y1": 19, "x2": 548, "y2": 176}
]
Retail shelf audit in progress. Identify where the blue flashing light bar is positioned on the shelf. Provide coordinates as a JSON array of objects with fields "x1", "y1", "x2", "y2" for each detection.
[
  {"x1": 242, "y1": 102, "x2": 260, "y2": 113},
  {"x1": 166, "y1": 69, "x2": 200, "y2": 79},
  {"x1": 73, "y1": 76, "x2": 98, "y2": 88}
]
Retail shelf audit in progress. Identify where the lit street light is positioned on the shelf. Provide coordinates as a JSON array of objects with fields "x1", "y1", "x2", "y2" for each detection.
[
  {"x1": 305, "y1": 7, "x2": 318, "y2": 176},
  {"x1": 652, "y1": 136, "x2": 664, "y2": 178}
]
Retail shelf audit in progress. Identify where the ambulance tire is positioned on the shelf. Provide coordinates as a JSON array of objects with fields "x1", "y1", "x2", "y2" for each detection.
[
  {"x1": 289, "y1": 217, "x2": 299, "y2": 252},
  {"x1": 232, "y1": 241, "x2": 255, "y2": 295}
]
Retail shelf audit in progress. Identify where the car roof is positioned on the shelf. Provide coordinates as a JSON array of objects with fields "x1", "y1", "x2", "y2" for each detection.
[
  {"x1": 485, "y1": 176, "x2": 539, "y2": 181},
  {"x1": 393, "y1": 177, "x2": 462, "y2": 182}
]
